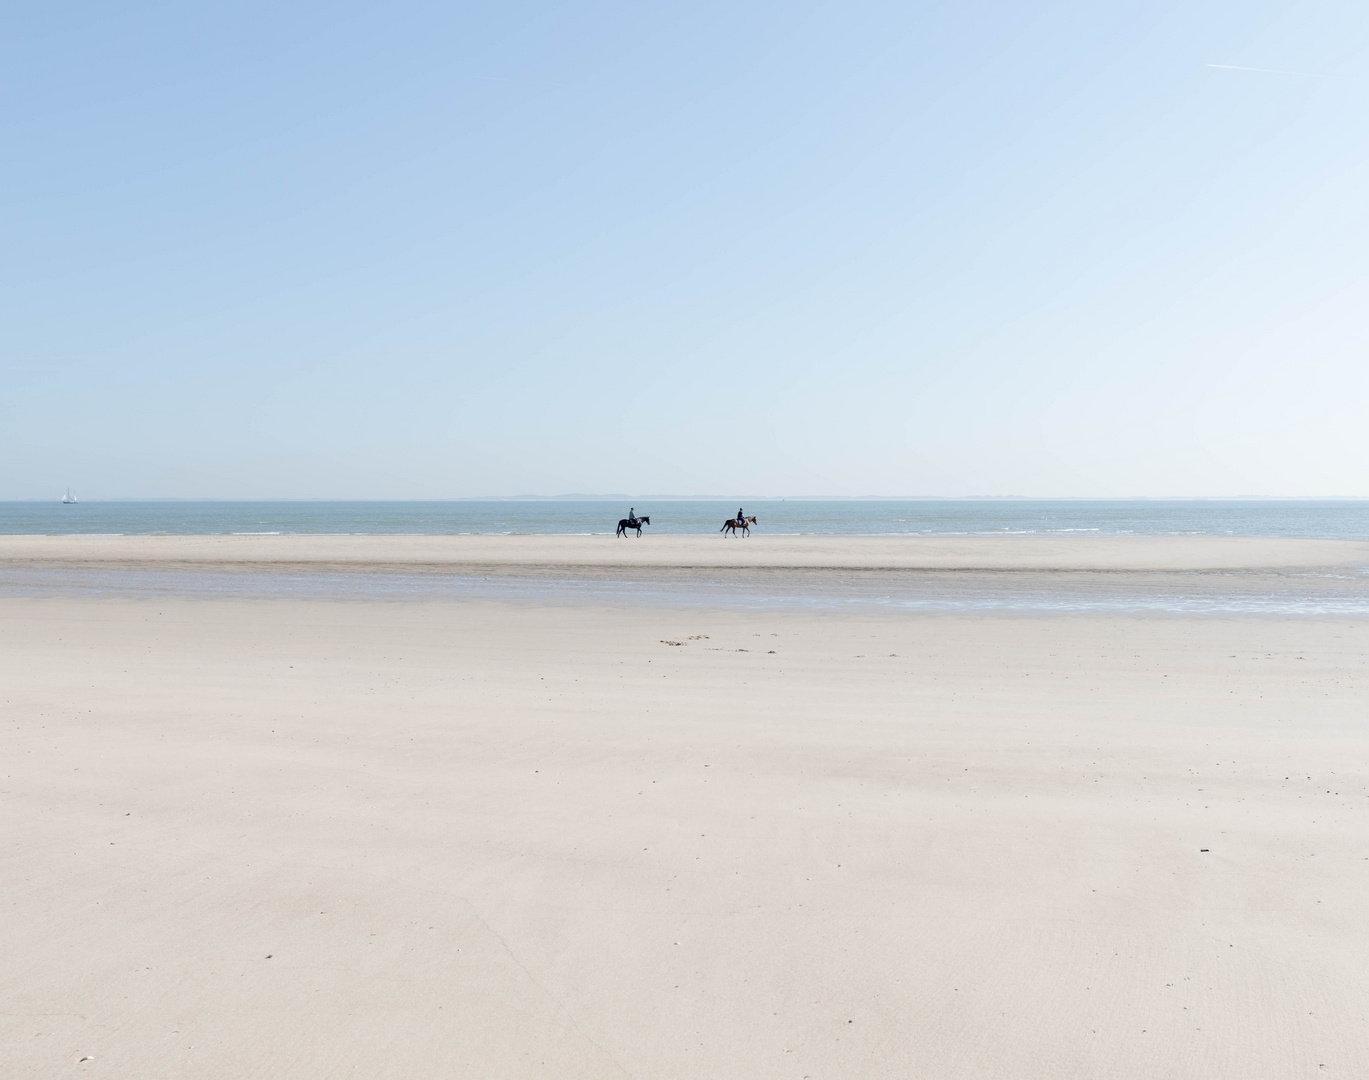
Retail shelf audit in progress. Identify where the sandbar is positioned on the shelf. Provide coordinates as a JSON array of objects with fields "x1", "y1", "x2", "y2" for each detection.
[{"x1": 2, "y1": 532, "x2": 1367, "y2": 572}]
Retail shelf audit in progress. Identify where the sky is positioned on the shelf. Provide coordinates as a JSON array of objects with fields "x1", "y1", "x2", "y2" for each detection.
[{"x1": 4, "y1": 0, "x2": 1369, "y2": 499}]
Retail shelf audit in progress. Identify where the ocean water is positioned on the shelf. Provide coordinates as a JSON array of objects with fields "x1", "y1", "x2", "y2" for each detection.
[{"x1": 4, "y1": 499, "x2": 1369, "y2": 538}]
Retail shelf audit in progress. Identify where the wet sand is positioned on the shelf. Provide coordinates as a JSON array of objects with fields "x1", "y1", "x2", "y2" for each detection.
[{"x1": 3, "y1": 583, "x2": 1368, "y2": 1078}]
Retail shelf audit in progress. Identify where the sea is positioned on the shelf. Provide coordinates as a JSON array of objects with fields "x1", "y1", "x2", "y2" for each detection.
[
  {"x1": 5, "y1": 499, "x2": 1369, "y2": 539},
  {"x1": 4, "y1": 501, "x2": 1368, "y2": 616}
]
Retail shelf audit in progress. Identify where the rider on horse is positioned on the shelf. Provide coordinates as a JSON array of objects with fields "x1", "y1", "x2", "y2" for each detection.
[{"x1": 628, "y1": 507, "x2": 638, "y2": 527}]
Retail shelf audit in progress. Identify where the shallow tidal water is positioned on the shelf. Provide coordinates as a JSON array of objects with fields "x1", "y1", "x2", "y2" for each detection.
[{"x1": 4, "y1": 563, "x2": 1368, "y2": 617}]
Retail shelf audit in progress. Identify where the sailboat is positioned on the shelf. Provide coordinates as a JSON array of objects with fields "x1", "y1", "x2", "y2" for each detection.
[{"x1": 62, "y1": 488, "x2": 77, "y2": 504}]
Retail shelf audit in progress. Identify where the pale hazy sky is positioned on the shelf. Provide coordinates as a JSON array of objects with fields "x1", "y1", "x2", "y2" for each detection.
[{"x1": 5, "y1": 1, "x2": 1369, "y2": 498}]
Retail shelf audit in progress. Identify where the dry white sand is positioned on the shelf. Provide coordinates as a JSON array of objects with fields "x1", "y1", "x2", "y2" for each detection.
[{"x1": 3, "y1": 540, "x2": 1369, "y2": 1077}]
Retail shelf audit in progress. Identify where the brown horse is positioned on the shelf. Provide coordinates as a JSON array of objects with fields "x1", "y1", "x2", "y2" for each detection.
[{"x1": 721, "y1": 515, "x2": 757, "y2": 537}]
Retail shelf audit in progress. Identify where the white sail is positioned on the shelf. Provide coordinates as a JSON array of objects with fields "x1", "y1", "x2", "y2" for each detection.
[{"x1": 62, "y1": 488, "x2": 77, "y2": 504}]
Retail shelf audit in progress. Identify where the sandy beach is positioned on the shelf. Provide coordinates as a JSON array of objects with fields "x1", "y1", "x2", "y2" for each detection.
[{"x1": 3, "y1": 538, "x2": 1368, "y2": 1078}]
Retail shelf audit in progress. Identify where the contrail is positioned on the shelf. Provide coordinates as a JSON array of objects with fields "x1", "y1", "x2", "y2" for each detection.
[{"x1": 1207, "y1": 62, "x2": 1344, "y2": 80}]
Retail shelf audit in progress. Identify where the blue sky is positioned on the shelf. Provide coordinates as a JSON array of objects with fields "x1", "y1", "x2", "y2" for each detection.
[{"x1": 5, "y1": 0, "x2": 1368, "y2": 498}]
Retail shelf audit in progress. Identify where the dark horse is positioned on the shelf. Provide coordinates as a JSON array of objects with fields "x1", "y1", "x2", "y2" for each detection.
[
  {"x1": 721, "y1": 515, "x2": 757, "y2": 537},
  {"x1": 616, "y1": 514, "x2": 650, "y2": 537}
]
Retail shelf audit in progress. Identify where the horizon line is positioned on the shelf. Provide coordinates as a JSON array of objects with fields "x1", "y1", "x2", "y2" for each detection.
[{"x1": 10, "y1": 495, "x2": 1369, "y2": 504}]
